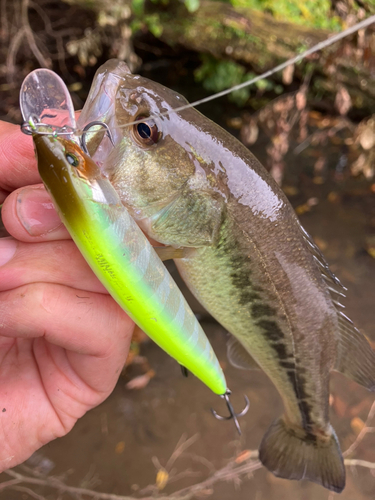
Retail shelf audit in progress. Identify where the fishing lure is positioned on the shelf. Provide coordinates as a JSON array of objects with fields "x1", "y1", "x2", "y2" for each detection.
[{"x1": 19, "y1": 69, "x2": 249, "y2": 432}]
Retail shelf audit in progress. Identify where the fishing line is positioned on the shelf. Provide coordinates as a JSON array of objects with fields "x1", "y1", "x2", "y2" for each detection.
[
  {"x1": 29, "y1": 15, "x2": 374, "y2": 139},
  {"x1": 113, "y1": 14, "x2": 375, "y2": 130}
]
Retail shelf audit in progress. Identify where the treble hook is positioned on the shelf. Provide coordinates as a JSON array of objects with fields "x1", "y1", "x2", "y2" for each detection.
[
  {"x1": 81, "y1": 121, "x2": 115, "y2": 155},
  {"x1": 211, "y1": 390, "x2": 250, "y2": 435}
]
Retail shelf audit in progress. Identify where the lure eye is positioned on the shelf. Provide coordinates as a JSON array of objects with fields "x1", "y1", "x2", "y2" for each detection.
[
  {"x1": 132, "y1": 116, "x2": 160, "y2": 146},
  {"x1": 66, "y1": 153, "x2": 80, "y2": 167}
]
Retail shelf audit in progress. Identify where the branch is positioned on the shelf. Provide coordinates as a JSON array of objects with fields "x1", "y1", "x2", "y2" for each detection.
[
  {"x1": 21, "y1": 0, "x2": 51, "y2": 69},
  {"x1": 343, "y1": 400, "x2": 375, "y2": 458}
]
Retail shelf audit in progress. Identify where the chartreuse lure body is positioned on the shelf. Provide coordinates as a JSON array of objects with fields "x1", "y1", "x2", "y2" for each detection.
[{"x1": 32, "y1": 133, "x2": 227, "y2": 396}]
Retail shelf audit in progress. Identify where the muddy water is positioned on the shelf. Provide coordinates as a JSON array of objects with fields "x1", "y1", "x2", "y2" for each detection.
[{"x1": 1, "y1": 170, "x2": 373, "y2": 500}]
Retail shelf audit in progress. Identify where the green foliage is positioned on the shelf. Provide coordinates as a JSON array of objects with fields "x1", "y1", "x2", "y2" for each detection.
[
  {"x1": 131, "y1": 0, "x2": 145, "y2": 17},
  {"x1": 145, "y1": 13, "x2": 164, "y2": 37},
  {"x1": 131, "y1": 0, "x2": 201, "y2": 36},
  {"x1": 184, "y1": 0, "x2": 200, "y2": 12},
  {"x1": 131, "y1": 0, "x2": 164, "y2": 37},
  {"x1": 228, "y1": 0, "x2": 342, "y2": 30},
  {"x1": 194, "y1": 55, "x2": 276, "y2": 106}
]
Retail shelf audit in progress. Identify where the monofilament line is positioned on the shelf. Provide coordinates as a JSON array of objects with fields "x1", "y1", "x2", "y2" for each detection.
[{"x1": 118, "y1": 15, "x2": 375, "y2": 129}]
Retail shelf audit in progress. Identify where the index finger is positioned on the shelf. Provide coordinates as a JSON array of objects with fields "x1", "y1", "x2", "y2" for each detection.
[{"x1": 0, "y1": 121, "x2": 40, "y2": 193}]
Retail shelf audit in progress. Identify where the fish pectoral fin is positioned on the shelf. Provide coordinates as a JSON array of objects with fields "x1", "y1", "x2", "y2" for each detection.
[
  {"x1": 227, "y1": 336, "x2": 261, "y2": 370},
  {"x1": 153, "y1": 246, "x2": 188, "y2": 261},
  {"x1": 259, "y1": 418, "x2": 345, "y2": 493},
  {"x1": 334, "y1": 311, "x2": 375, "y2": 391},
  {"x1": 150, "y1": 189, "x2": 224, "y2": 247}
]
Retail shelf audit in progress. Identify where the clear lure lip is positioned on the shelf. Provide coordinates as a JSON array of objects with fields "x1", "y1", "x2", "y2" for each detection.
[{"x1": 19, "y1": 68, "x2": 77, "y2": 140}]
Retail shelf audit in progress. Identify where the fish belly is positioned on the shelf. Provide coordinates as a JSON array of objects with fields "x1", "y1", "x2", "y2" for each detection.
[{"x1": 174, "y1": 218, "x2": 336, "y2": 433}]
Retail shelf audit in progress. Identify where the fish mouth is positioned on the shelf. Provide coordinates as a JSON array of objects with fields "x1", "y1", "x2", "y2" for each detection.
[{"x1": 77, "y1": 59, "x2": 131, "y2": 162}]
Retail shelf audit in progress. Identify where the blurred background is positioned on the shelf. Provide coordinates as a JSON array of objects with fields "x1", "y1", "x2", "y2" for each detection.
[{"x1": 1, "y1": 1, "x2": 375, "y2": 499}]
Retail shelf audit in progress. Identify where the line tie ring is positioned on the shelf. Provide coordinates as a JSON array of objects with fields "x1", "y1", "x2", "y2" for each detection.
[{"x1": 21, "y1": 115, "x2": 77, "y2": 138}]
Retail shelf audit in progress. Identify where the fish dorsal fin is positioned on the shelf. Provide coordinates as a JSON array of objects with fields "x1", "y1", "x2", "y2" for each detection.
[
  {"x1": 227, "y1": 336, "x2": 260, "y2": 370},
  {"x1": 298, "y1": 223, "x2": 346, "y2": 299},
  {"x1": 334, "y1": 311, "x2": 375, "y2": 391},
  {"x1": 299, "y1": 224, "x2": 375, "y2": 390}
]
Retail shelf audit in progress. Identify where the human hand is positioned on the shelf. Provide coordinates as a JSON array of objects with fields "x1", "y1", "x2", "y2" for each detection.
[{"x1": 0, "y1": 121, "x2": 134, "y2": 472}]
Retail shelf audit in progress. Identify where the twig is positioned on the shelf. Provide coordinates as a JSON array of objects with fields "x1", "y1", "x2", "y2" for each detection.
[
  {"x1": 2, "y1": 454, "x2": 262, "y2": 500},
  {"x1": 0, "y1": 0, "x2": 8, "y2": 41},
  {"x1": 165, "y1": 434, "x2": 200, "y2": 471},
  {"x1": 343, "y1": 400, "x2": 375, "y2": 458},
  {"x1": 21, "y1": 0, "x2": 51, "y2": 68},
  {"x1": 9, "y1": 484, "x2": 47, "y2": 500},
  {"x1": 293, "y1": 118, "x2": 354, "y2": 155},
  {"x1": 6, "y1": 25, "x2": 25, "y2": 82},
  {"x1": 1, "y1": 435, "x2": 375, "y2": 500},
  {"x1": 344, "y1": 459, "x2": 375, "y2": 470},
  {"x1": 2, "y1": 469, "x2": 135, "y2": 500},
  {"x1": 0, "y1": 477, "x2": 23, "y2": 490}
]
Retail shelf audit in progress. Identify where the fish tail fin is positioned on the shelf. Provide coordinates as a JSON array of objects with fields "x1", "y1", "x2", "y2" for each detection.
[{"x1": 259, "y1": 417, "x2": 345, "y2": 493}]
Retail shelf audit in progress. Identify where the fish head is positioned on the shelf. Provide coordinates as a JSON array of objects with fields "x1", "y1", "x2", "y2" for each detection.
[{"x1": 79, "y1": 60, "x2": 227, "y2": 222}]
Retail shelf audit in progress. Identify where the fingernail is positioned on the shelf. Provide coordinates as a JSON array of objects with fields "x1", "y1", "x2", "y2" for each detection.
[
  {"x1": 16, "y1": 186, "x2": 62, "y2": 236},
  {"x1": 0, "y1": 238, "x2": 17, "y2": 266}
]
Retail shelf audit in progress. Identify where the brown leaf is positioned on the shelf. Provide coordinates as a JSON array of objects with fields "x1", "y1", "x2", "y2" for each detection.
[
  {"x1": 282, "y1": 64, "x2": 294, "y2": 85},
  {"x1": 115, "y1": 441, "x2": 126, "y2": 454},
  {"x1": 235, "y1": 450, "x2": 252, "y2": 464},
  {"x1": 126, "y1": 370, "x2": 155, "y2": 390},
  {"x1": 313, "y1": 237, "x2": 328, "y2": 252},
  {"x1": 335, "y1": 85, "x2": 352, "y2": 116}
]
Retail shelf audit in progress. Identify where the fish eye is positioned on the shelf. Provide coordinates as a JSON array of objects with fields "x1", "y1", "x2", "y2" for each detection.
[
  {"x1": 66, "y1": 153, "x2": 80, "y2": 167},
  {"x1": 132, "y1": 116, "x2": 160, "y2": 146}
]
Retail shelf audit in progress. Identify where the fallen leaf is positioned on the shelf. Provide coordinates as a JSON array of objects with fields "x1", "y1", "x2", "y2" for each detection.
[
  {"x1": 282, "y1": 64, "x2": 294, "y2": 85},
  {"x1": 350, "y1": 417, "x2": 366, "y2": 435},
  {"x1": 327, "y1": 191, "x2": 340, "y2": 203},
  {"x1": 313, "y1": 237, "x2": 328, "y2": 252},
  {"x1": 295, "y1": 204, "x2": 310, "y2": 215},
  {"x1": 313, "y1": 176, "x2": 325, "y2": 185},
  {"x1": 335, "y1": 85, "x2": 352, "y2": 116},
  {"x1": 126, "y1": 370, "x2": 156, "y2": 390},
  {"x1": 235, "y1": 450, "x2": 252, "y2": 464},
  {"x1": 156, "y1": 469, "x2": 169, "y2": 490},
  {"x1": 115, "y1": 441, "x2": 126, "y2": 454},
  {"x1": 282, "y1": 185, "x2": 299, "y2": 196},
  {"x1": 226, "y1": 116, "x2": 243, "y2": 129}
]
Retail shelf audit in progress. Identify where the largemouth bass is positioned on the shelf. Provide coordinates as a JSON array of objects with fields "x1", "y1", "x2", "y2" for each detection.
[
  {"x1": 32, "y1": 132, "x2": 227, "y2": 396},
  {"x1": 78, "y1": 60, "x2": 375, "y2": 493}
]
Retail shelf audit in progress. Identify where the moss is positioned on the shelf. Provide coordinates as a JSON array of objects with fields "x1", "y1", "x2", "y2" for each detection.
[
  {"x1": 194, "y1": 55, "x2": 277, "y2": 105},
  {"x1": 228, "y1": 0, "x2": 343, "y2": 31}
]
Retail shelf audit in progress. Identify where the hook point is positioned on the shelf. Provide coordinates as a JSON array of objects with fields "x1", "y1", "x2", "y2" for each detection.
[{"x1": 211, "y1": 390, "x2": 249, "y2": 435}]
